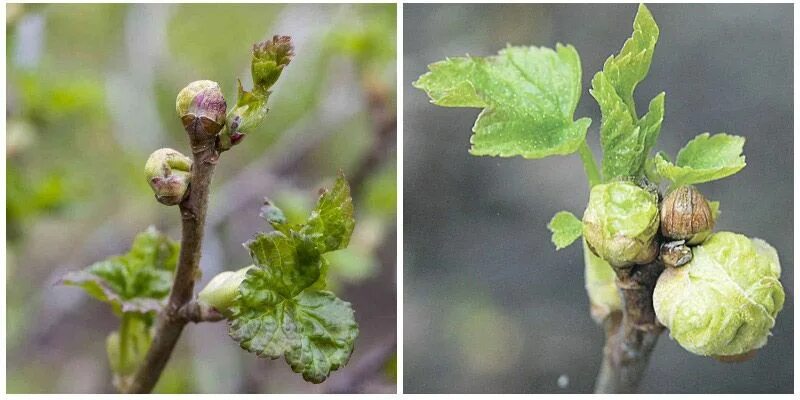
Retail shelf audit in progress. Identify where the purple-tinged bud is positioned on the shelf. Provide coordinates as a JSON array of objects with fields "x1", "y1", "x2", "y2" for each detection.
[
  {"x1": 145, "y1": 148, "x2": 192, "y2": 206},
  {"x1": 176, "y1": 80, "x2": 227, "y2": 138}
]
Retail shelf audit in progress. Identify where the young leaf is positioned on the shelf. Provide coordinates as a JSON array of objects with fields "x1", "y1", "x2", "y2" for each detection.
[
  {"x1": 653, "y1": 133, "x2": 746, "y2": 186},
  {"x1": 591, "y1": 72, "x2": 643, "y2": 179},
  {"x1": 590, "y1": 3, "x2": 663, "y2": 180},
  {"x1": 60, "y1": 227, "x2": 179, "y2": 314},
  {"x1": 301, "y1": 172, "x2": 356, "y2": 253},
  {"x1": 413, "y1": 44, "x2": 592, "y2": 159},
  {"x1": 221, "y1": 36, "x2": 295, "y2": 150},
  {"x1": 600, "y1": 3, "x2": 659, "y2": 117},
  {"x1": 548, "y1": 211, "x2": 583, "y2": 250},
  {"x1": 245, "y1": 231, "x2": 323, "y2": 298},
  {"x1": 229, "y1": 277, "x2": 358, "y2": 383},
  {"x1": 228, "y1": 174, "x2": 358, "y2": 383}
]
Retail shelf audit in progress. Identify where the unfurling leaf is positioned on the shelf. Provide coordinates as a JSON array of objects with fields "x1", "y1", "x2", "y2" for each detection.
[
  {"x1": 60, "y1": 226, "x2": 179, "y2": 315},
  {"x1": 653, "y1": 133, "x2": 746, "y2": 186},
  {"x1": 591, "y1": 3, "x2": 663, "y2": 180},
  {"x1": 413, "y1": 44, "x2": 591, "y2": 159},
  {"x1": 228, "y1": 174, "x2": 358, "y2": 383},
  {"x1": 547, "y1": 211, "x2": 583, "y2": 250},
  {"x1": 301, "y1": 172, "x2": 356, "y2": 253},
  {"x1": 220, "y1": 36, "x2": 294, "y2": 150}
]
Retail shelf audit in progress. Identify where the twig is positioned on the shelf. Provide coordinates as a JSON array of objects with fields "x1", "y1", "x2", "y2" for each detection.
[
  {"x1": 594, "y1": 261, "x2": 664, "y2": 393},
  {"x1": 125, "y1": 130, "x2": 220, "y2": 393}
]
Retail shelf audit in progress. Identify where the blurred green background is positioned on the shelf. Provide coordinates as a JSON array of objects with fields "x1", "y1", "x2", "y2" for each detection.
[
  {"x1": 404, "y1": 3, "x2": 792, "y2": 393},
  {"x1": 7, "y1": 3, "x2": 396, "y2": 393}
]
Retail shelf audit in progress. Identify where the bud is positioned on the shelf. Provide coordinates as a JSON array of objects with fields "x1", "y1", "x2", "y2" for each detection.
[
  {"x1": 145, "y1": 148, "x2": 192, "y2": 206},
  {"x1": 176, "y1": 80, "x2": 227, "y2": 138},
  {"x1": 661, "y1": 185, "x2": 714, "y2": 245},
  {"x1": 197, "y1": 265, "x2": 255, "y2": 314},
  {"x1": 659, "y1": 240, "x2": 692, "y2": 268},
  {"x1": 582, "y1": 181, "x2": 660, "y2": 268},
  {"x1": 653, "y1": 232, "x2": 784, "y2": 357},
  {"x1": 583, "y1": 240, "x2": 621, "y2": 323},
  {"x1": 252, "y1": 35, "x2": 294, "y2": 91},
  {"x1": 105, "y1": 318, "x2": 151, "y2": 375}
]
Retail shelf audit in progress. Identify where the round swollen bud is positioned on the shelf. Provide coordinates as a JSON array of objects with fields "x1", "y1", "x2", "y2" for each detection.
[
  {"x1": 145, "y1": 148, "x2": 192, "y2": 206},
  {"x1": 653, "y1": 232, "x2": 784, "y2": 358},
  {"x1": 175, "y1": 80, "x2": 227, "y2": 138},
  {"x1": 660, "y1": 185, "x2": 714, "y2": 245},
  {"x1": 582, "y1": 181, "x2": 660, "y2": 268},
  {"x1": 197, "y1": 265, "x2": 255, "y2": 314}
]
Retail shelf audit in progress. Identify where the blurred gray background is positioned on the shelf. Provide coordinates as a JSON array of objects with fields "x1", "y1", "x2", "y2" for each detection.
[{"x1": 404, "y1": 3, "x2": 792, "y2": 393}]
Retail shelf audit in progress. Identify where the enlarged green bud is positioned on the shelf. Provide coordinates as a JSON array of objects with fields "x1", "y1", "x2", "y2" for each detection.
[
  {"x1": 252, "y1": 35, "x2": 294, "y2": 91},
  {"x1": 653, "y1": 232, "x2": 784, "y2": 357},
  {"x1": 582, "y1": 181, "x2": 660, "y2": 267},
  {"x1": 105, "y1": 318, "x2": 152, "y2": 375},
  {"x1": 176, "y1": 80, "x2": 227, "y2": 138},
  {"x1": 197, "y1": 265, "x2": 255, "y2": 314},
  {"x1": 583, "y1": 240, "x2": 621, "y2": 323},
  {"x1": 144, "y1": 148, "x2": 192, "y2": 206},
  {"x1": 660, "y1": 185, "x2": 714, "y2": 245}
]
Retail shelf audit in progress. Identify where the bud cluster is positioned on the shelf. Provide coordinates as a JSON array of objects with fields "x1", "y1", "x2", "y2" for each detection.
[{"x1": 581, "y1": 179, "x2": 784, "y2": 359}]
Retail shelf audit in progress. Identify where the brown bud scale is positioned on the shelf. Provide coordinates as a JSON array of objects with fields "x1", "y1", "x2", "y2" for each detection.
[{"x1": 660, "y1": 185, "x2": 713, "y2": 241}]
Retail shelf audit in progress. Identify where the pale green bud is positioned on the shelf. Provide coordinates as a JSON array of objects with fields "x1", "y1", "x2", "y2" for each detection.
[
  {"x1": 583, "y1": 240, "x2": 622, "y2": 323},
  {"x1": 653, "y1": 232, "x2": 784, "y2": 357},
  {"x1": 176, "y1": 80, "x2": 227, "y2": 138},
  {"x1": 105, "y1": 318, "x2": 152, "y2": 375},
  {"x1": 144, "y1": 148, "x2": 192, "y2": 206},
  {"x1": 197, "y1": 265, "x2": 255, "y2": 313},
  {"x1": 582, "y1": 181, "x2": 660, "y2": 267}
]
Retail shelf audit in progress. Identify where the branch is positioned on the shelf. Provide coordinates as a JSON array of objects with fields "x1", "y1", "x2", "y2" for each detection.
[
  {"x1": 594, "y1": 261, "x2": 664, "y2": 393},
  {"x1": 125, "y1": 131, "x2": 220, "y2": 393}
]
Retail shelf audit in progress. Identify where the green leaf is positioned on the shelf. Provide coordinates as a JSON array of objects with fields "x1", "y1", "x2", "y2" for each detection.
[
  {"x1": 229, "y1": 174, "x2": 359, "y2": 383},
  {"x1": 653, "y1": 133, "x2": 746, "y2": 186},
  {"x1": 413, "y1": 44, "x2": 591, "y2": 159},
  {"x1": 547, "y1": 211, "x2": 583, "y2": 250},
  {"x1": 245, "y1": 231, "x2": 322, "y2": 298},
  {"x1": 301, "y1": 172, "x2": 356, "y2": 253},
  {"x1": 229, "y1": 269, "x2": 357, "y2": 383},
  {"x1": 590, "y1": 4, "x2": 663, "y2": 180},
  {"x1": 61, "y1": 227, "x2": 178, "y2": 314},
  {"x1": 600, "y1": 4, "x2": 659, "y2": 117},
  {"x1": 637, "y1": 92, "x2": 665, "y2": 171},
  {"x1": 590, "y1": 72, "x2": 642, "y2": 179},
  {"x1": 285, "y1": 291, "x2": 359, "y2": 383}
]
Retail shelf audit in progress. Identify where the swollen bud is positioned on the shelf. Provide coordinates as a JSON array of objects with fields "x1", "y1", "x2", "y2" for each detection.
[
  {"x1": 582, "y1": 181, "x2": 660, "y2": 268},
  {"x1": 197, "y1": 265, "x2": 255, "y2": 314},
  {"x1": 653, "y1": 232, "x2": 784, "y2": 357},
  {"x1": 660, "y1": 185, "x2": 714, "y2": 245},
  {"x1": 176, "y1": 80, "x2": 227, "y2": 138},
  {"x1": 145, "y1": 148, "x2": 192, "y2": 206}
]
